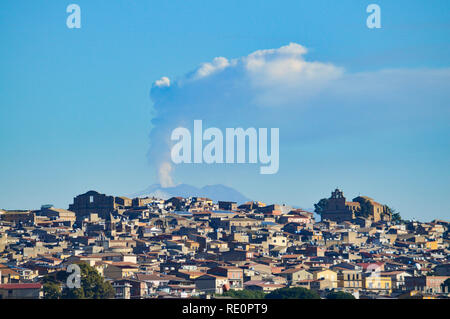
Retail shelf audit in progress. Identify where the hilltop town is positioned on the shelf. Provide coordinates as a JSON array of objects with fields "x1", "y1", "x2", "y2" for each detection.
[{"x1": 0, "y1": 188, "x2": 449, "y2": 299}]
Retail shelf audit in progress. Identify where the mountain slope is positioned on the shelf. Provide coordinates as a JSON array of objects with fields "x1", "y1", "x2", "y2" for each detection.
[{"x1": 132, "y1": 183, "x2": 250, "y2": 204}]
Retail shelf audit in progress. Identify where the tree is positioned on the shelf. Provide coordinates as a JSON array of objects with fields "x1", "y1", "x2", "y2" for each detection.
[
  {"x1": 219, "y1": 289, "x2": 265, "y2": 299},
  {"x1": 61, "y1": 263, "x2": 115, "y2": 299},
  {"x1": 265, "y1": 287, "x2": 320, "y2": 299},
  {"x1": 386, "y1": 206, "x2": 402, "y2": 224},
  {"x1": 326, "y1": 291, "x2": 355, "y2": 299},
  {"x1": 43, "y1": 281, "x2": 62, "y2": 299},
  {"x1": 314, "y1": 198, "x2": 328, "y2": 215},
  {"x1": 392, "y1": 213, "x2": 402, "y2": 223},
  {"x1": 354, "y1": 198, "x2": 372, "y2": 218},
  {"x1": 42, "y1": 263, "x2": 114, "y2": 299},
  {"x1": 42, "y1": 272, "x2": 64, "y2": 299}
]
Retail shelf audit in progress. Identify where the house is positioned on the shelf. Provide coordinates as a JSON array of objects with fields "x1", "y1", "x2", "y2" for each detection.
[
  {"x1": 219, "y1": 249, "x2": 253, "y2": 262},
  {"x1": 405, "y1": 276, "x2": 449, "y2": 294},
  {"x1": 381, "y1": 271, "x2": 412, "y2": 290},
  {"x1": 226, "y1": 218, "x2": 261, "y2": 230},
  {"x1": 218, "y1": 201, "x2": 237, "y2": 211},
  {"x1": 310, "y1": 278, "x2": 335, "y2": 291},
  {"x1": 432, "y1": 264, "x2": 450, "y2": 276},
  {"x1": 0, "y1": 283, "x2": 43, "y2": 299},
  {"x1": 312, "y1": 269, "x2": 338, "y2": 288},
  {"x1": 194, "y1": 274, "x2": 228, "y2": 295},
  {"x1": 167, "y1": 282, "x2": 197, "y2": 298},
  {"x1": 264, "y1": 233, "x2": 288, "y2": 248},
  {"x1": 363, "y1": 274, "x2": 392, "y2": 294},
  {"x1": 112, "y1": 281, "x2": 132, "y2": 299},
  {"x1": 336, "y1": 269, "x2": 363, "y2": 291},
  {"x1": 246, "y1": 282, "x2": 285, "y2": 292},
  {"x1": 0, "y1": 265, "x2": 20, "y2": 283},
  {"x1": 135, "y1": 274, "x2": 170, "y2": 293},
  {"x1": 103, "y1": 262, "x2": 139, "y2": 280},
  {"x1": 113, "y1": 279, "x2": 147, "y2": 299},
  {"x1": 207, "y1": 266, "x2": 243, "y2": 290},
  {"x1": 278, "y1": 268, "x2": 313, "y2": 285},
  {"x1": 37, "y1": 207, "x2": 76, "y2": 226},
  {"x1": 0, "y1": 210, "x2": 35, "y2": 224}
]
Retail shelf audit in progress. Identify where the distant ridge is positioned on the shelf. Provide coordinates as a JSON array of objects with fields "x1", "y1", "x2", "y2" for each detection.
[{"x1": 132, "y1": 183, "x2": 251, "y2": 204}]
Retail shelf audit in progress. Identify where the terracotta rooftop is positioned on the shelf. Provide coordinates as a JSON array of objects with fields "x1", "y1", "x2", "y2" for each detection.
[{"x1": 0, "y1": 283, "x2": 42, "y2": 289}]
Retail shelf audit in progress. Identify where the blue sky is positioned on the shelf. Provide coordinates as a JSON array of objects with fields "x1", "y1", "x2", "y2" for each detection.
[{"x1": 0, "y1": 0, "x2": 449, "y2": 221}]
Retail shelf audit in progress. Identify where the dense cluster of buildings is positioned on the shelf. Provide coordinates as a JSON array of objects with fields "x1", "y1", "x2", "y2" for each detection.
[{"x1": 0, "y1": 189, "x2": 449, "y2": 299}]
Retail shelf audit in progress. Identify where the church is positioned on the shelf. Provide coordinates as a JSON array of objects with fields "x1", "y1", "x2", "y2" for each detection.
[{"x1": 320, "y1": 189, "x2": 391, "y2": 223}]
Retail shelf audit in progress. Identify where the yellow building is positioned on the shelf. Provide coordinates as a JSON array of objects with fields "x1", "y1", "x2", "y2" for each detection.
[
  {"x1": 363, "y1": 275, "x2": 392, "y2": 293},
  {"x1": 337, "y1": 269, "x2": 363, "y2": 291},
  {"x1": 425, "y1": 241, "x2": 438, "y2": 250},
  {"x1": 313, "y1": 269, "x2": 338, "y2": 288}
]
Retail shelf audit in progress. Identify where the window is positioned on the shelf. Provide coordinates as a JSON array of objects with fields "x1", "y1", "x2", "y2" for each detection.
[{"x1": 90, "y1": 195, "x2": 94, "y2": 203}]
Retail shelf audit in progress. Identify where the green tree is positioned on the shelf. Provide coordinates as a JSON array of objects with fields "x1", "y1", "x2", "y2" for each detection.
[
  {"x1": 42, "y1": 272, "x2": 63, "y2": 299},
  {"x1": 326, "y1": 291, "x2": 355, "y2": 299},
  {"x1": 43, "y1": 281, "x2": 62, "y2": 299},
  {"x1": 42, "y1": 263, "x2": 114, "y2": 299},
  {"x1": 61, "y1": 263, "x2": 114, "y2": 299},
  {"x1": 386, "y1": 206, "x2": 402, "y2": 224},
  {"x1": 219, "y1": 289, "x2": 265, "y2": 299},
  {"x1": 354, "y1": 198, "x2": 372, "y2": 218},
  {"x1": 62, "y1": 286, "x2": 86, "y2": 299},
  {"x1": 392, "y1": 213, "x2": 402, "y2": 223},
  {"x1": 265, "y1": 287, "x2": 320, "y2": 299},
  {"x1": 314, "y1": 198, "x2": 328, "y2": 215}
]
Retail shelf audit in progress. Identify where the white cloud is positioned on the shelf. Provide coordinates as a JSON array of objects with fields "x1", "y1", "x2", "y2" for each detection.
[
  {"x1": 193, "y1": 57, "x2": 232, "y2": 80},
  {"x1": 148, "y1": 43, "x2": 450, "y2": 184},
  {"x1": 154, "y1": 76, "x2": 171, "y2": 88},
  {"x1": 242, "y1": 43, "x2": 344, "y2": 106}
]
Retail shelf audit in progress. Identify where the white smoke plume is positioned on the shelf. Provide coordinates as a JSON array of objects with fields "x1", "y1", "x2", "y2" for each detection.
[
  {"x1": 148, "y1": 42, "x2": 450, "y2": 185},
  {"x1": 158, "y1": 161, "x2": 175, "y2": 188}
]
